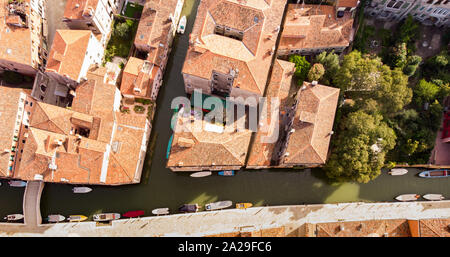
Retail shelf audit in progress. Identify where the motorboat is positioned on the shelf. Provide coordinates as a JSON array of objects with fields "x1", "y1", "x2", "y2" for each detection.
[
  {"x1": 3, "y1": 214, "x2": 24, "y2": 221},
  {"x1": 236, "y1": 203, "x2": 252, "y2": 209},
  {"x1": 123, "y1": 210, "x2": 145, "y2": 218},
  {"x1": 47, "y1": 215, "x2": 65, "y2": 223},
  {"x1": 190, "y1": 171, "x2": 212, "y2": 178},
  {"x1": 93, "y1": 213, "x2": 120, "y2": 222},
  {"x1": 72, "y1": 187, "x2": 92, "y2": 193},
  {"x1": 418, "y1": 169, "x2": 449, "y2": 178},
  {"x1": 178, "y1": 204, "x2": 200, "y2": 213},
  {"x1": 388, "y1": 168, "x2": 408, "y2": 176},
  {"x1": 67, "y1": 215, "x2": 88, "y2": 222},
  {"x1": 218, "y1": 170, "x2": 235, "y2": 176},
  {"x1": 423, "y1": 194, "x2": 445, "y2": 201},
  {"x1": 395, "y1": 194, "x2": 420, "y2": 202},
  {"x1": 152, "y1": 208, "x2": 170, "y2": 215},
  {"x1": 177, "y1": 15, "x2": 186, "y2": 34},
  {"x1": 8, "y1": 180, "x2": 26, "y2": 187},
  {"x1": 205, "y1": 200, "x2": 232, "y2": 211}
]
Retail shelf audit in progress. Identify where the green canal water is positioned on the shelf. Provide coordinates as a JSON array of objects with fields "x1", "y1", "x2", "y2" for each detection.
[{"x1": 1, "y1": 0, "x2": 449, "y2": 221}]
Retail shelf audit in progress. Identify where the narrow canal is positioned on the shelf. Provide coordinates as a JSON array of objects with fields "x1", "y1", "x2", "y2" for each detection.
[{"x1": 1, "y1": 0, "x2": 449, "y2": 221}]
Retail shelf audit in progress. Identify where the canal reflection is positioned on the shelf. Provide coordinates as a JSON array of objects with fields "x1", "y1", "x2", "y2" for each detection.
[{"x1": 0, "y1": 0, "x2": 449, "y2": 221}]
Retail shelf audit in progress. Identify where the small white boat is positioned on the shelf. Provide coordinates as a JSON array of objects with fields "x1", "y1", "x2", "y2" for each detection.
[
  {"x1": 177, "y1": 15, "x2": 186, "y2": 34},
  {"x1": 4, "y1": 214, "x2": 24, "y2": 221},
  {"x1": 8, "y1": 180, "x2": 26, "y2": 187},
  {"x1": 72, "y1": 187, "x2": 92, "y2": 193},
  {"x1": 423, "y1": 194, "x2": 445, "y2": 201},
  {"x1": 190, "y1": 171, "x2": 212, "y2": 178},
  {"x1": 47, "y1": 215, "x2": 65, "y2": 223},
  {"x1": 205, "y1": 200, "x2": 233, "y2": 211},
  {"x1": 151, "y1": 208, "x2": 170, "y2": 215},
  {"x1": 395, "y1": 194, "x2": 420, "y2": 202},
  {"x1": 388, "y1": 168, "x2": 408, "y2": 176},
  {"x1": 93, "y1": 213, "x2": 120, "y2": 222},
  {"x1": 67, "y1": 215, "x2": 88, "y2": 222}
]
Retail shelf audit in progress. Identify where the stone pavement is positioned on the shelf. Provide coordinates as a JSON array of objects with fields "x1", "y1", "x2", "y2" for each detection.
[{"x1": 0, "y1": 201, "x2": 450, "y2": 237}]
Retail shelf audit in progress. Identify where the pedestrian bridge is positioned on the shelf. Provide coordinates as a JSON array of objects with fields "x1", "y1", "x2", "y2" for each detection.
[{"x1": 23, "y1": 181, "x2": 44, "y2": 227}]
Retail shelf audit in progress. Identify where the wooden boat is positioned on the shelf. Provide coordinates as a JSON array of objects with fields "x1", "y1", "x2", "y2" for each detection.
[
  {"x1": 178, "y1": 204, "x2": 200, "y2": 213},
  {"x1": 419, "y1": 169, "x2": 449, "y2": 178},
  {"x1": 93, "y1": 213, "x2": 120, "y2": 222},
  {"x1": 205, "y1": 200, "x2": 233, "y2": 211},
  {"x1": 177, "y1": 15, "x2": 186, "y2": 34},
  {"x1": 236, "y1": 203, "x2": 252, "y2": 209},
  {"x1": 388, "y1": 168, "x2": 408, "y2": 176},
  {"x1": 47, "y1": 215, "x2": 65, "y2": 223},
  {"x1": 67, "y1": 215, "x2": 88, "y2": 222},
  {"x1": 72, "y1": 187, "x2": 92, "y2": 193},
  {"x1": 152, "y1": 208, "x2": 169, "y2": 215},
  {"x1": 423, "y1": 194, "x2": 445, "y2": 201},
  {"x1": 3, "y1": 214, "x2": 23, "y2": 221},
  {"x1": 190, "y1": 171, "x2": 212, "y2": 178},
  {"x1": 218, "y1": 170, "x2": 235, "y2": 176},
  {"x1": 8, "y1": 180, "x2": 26, "y2": 187},
  {"x1": 395, "y1": 194, "x2": 420, "y2": 202},
  {"x1": 123, "y1": 210, "x2": 145, "y2": 218}
]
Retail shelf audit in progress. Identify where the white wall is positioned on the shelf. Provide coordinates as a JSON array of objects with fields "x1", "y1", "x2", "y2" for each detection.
[{"x1": 78, "y1": 33, "x2": 104, "y2": 82}]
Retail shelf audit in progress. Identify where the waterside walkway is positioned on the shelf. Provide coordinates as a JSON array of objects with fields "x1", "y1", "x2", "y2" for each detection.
[{"x1": 0, "y1": 200, "x2": 449, "y2": 236}]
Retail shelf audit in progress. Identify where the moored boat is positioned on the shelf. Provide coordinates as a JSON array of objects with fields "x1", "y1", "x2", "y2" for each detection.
[
  {"x1": 8, "y1": 180, "x2": 26, "y2": 187},
  {"x1": 236, "y1": 203, "x2": 252, "y2": 209},
  {"x1": 67, "y1": 215, "x2": 88, "y2": 222},
  {"x1": 47, "y1": 215, "x2": 65, "y2": 223},
  {"x1": 388, "y1": 168, "x2": 408, "y2": 176},
  {"x1": 419, "y1": 169, "x2": 449, "y2": 178},
  {"x1": 178, "y1": 204, "x2": 200, "y2": 213},
  {"x1": 93, "y1": 213, "x2": 120, "y2": 222},
  {"x1": 152, "y1": 208, "x2": 170, "y2": 215},
  {"x1": 123, "y1": 210, "x2": 145, "y2": 218},
  {"x1": 423, "y1": 194, "x2": 445, "y2": 201},
  {"x1": 206, "y1": 200, "x2": 233, "y2": 211},
  {"x1": 3, "y1": 214, "x2": 23, "y2": 221},
  {"x1": 72, "y1": 187, "x2": 92, "y2": 193},
  {"x1": 190, "y1": 171, "x2": 212, "y2": 178},
  {"x1": 395, "y1": 194, "x2": 420, "y2": 202},
  {"x1": 218, "y1": 170, "x2": 235, "y2": 176},
  {"x1": 177, "y1": 15, "x2": 186, "y2": 34}
]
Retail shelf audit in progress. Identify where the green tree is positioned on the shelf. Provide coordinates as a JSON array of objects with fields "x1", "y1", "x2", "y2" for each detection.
[
  {"x1": 403, "y1": 55, "x2": 422, "y2": 76},
  {"x1": 314, "y1": 51, "x2": 340, "y2": 85},
  {"x1": 325, "y1": 111, "x2": 396, "y2": 183},
  {"x1": 289, "y1": 55, "x2": 311, "y2": 84},
  {"x1": 397, "y1": 15, "x2": 419, "y2": 52},
  {"x1": 414, "y1": 79, "x2": 440, "y2": 106},
  {"x1": 307, "y1": 63, "x2": 325, "y2": 82},
  {"x1": 374, "y1": 68, "x2": 412, "y2": 114},
  {"x1": 114, "y1": 22, "x2": 130, "y2": 38},
  {"x1": 335, "y1": 51, "x2": 385, "y2": 91},
  {"x1": 390, "y1": 43, "x2": 407, "y2": 69}
]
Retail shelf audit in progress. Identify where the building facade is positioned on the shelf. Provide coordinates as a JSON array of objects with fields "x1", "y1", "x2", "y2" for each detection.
[
  {"x1": 62, "y1": 0, "x2": 121, "y2": 45},
  {"x1": 0, "y1": 0, "x2": 47, "y2": 76},
  {"x1": 365, "y1": 0, "x2": 450, "y2": 27}
]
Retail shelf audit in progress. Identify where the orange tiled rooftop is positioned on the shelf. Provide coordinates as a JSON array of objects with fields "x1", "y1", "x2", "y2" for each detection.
[
  {"x1": 281, "y1": 82, "x2": 339, "y2": 166},
  {"x1": 14, "y1": 65, "x2": 149, "y2": 185},
  {"x1": 0, "y1": 0, "x2": 33, "y2": 66},
  {"x1": 63, "y1": 0, "x2": 99, "y2": 20},
  {"x1": 46, "y1": 30, "x2": 92, "y2": 81},
  {"x1": 167, "y1": 108, "x2": 252, "y2": 170},
  {"x1": 247, "y1": 59, "x2": 295, "y2": 168},
  {"x1": 120, "y1": 57, "x2": 160, "y2": 99},
  {"x1": 279, "y1": 4, "x2": 354, "y2": 51},
  {"x1": 182, "y1": 0, "x2": 287, "y2": 95}
]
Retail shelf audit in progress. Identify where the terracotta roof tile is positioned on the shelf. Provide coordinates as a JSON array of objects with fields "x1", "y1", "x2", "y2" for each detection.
[
  {"x1": 46, "y1": 30, "x2": 92, "y2": 81},
  {"x1": 182, "y1": 0, "x2": 287, "y2": 95},
  {"x1": 419, "y1": 218, "x2": 450, "y2": 237},
  {"x1": 279, "y1": 5, "x2": 354, "y2": 51},
  {"x1": 120, "y1": 57, "x2": 160, "y2": 98},
  {"x1": 63, "y1": 0, "x2": 99, "y2": 20},
  {"x1": 282, "y1": 82, "x2": 339, "y2": 165}
]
